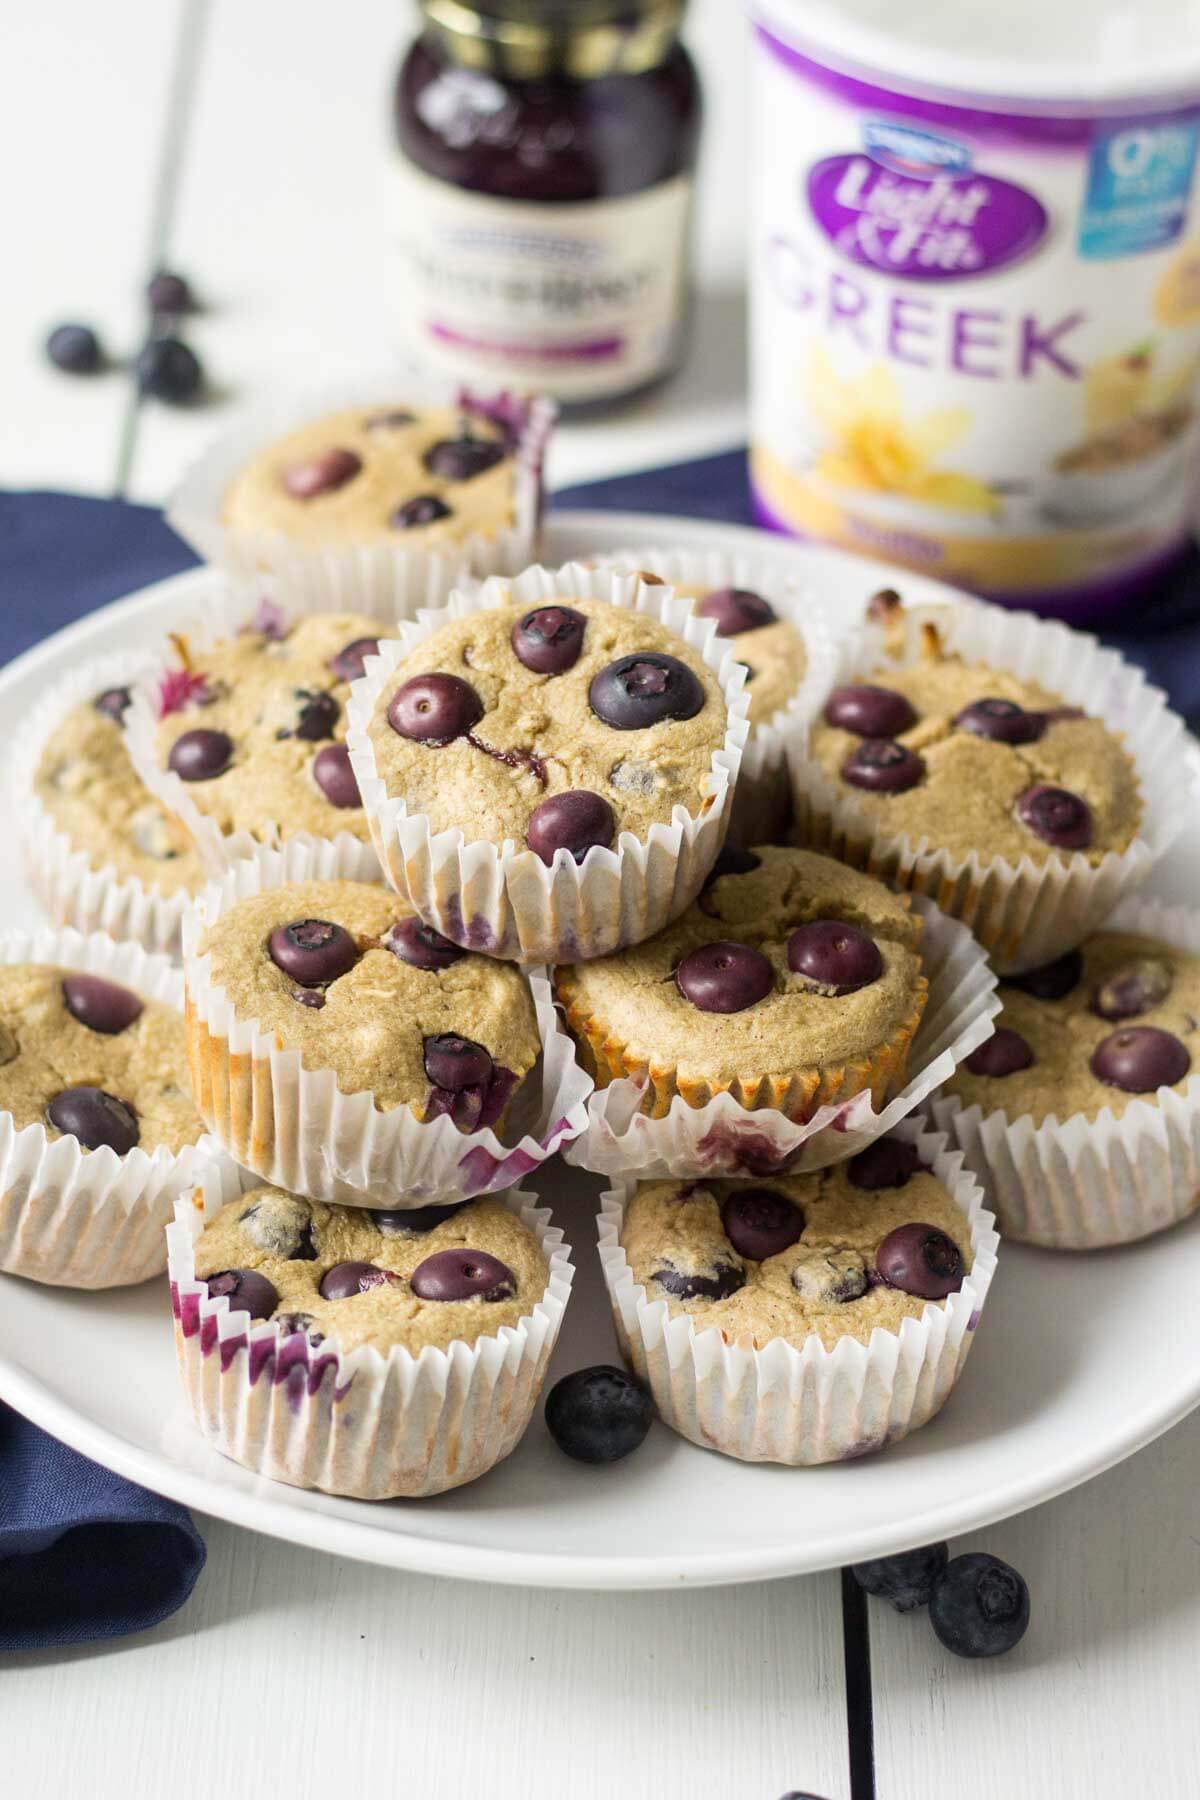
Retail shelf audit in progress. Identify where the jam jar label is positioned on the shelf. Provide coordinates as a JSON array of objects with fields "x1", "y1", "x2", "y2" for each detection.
[
  {"x1": 395, "y1": 161, "x2": 695, "y2": 402},
  {"x1": 749, "y1": 15, "x2": 1200, "y2": 616}
]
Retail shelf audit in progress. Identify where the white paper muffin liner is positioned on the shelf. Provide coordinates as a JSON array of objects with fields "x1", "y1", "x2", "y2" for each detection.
[
  {"x1": 11, "y1": 649, "x2": 203, "y2": 956},
  {"x1": 166, "y1": 373, "x2": 556, "y2": 608},
  {"x1": 927, "y1": 895, "x2": 1200, "y2": 1249},
  {"x1": 597, "y1": 1114, "x2": 998, "y2": 1465},
  {"x1": 181, "y1": 838, "x2": 593, "y2": 1206},
  {"x1": 122, "y1": 579, "x2": 412, "y2": 880},
  {"x1": 168, "y1": 1163, "x2": 574, "y2": 1499},
  {"x1": 564, "y1": 894, "x2": 999, "y2": 1179},
  {"x1": 787, "y1": 598, "x2": 1192, "y2": 975},
  {"x1": 595, "y1": 544, "x2": 839, "y2": 844},
  {"x1": 0, "y1": 926, "x2": 237, "y2": 1288},
  {"x1": 345, "y1": 563, "x2": 752, "y2": 966}
]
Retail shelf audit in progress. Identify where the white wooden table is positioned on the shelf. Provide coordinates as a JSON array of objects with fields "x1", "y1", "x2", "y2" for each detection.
[{"x1": 4, "y1": 4, "x2": 1200, "y2": 1796}]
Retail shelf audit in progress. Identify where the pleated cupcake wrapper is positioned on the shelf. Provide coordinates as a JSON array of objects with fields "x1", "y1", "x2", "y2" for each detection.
[
  {"x1": 787, "y1": 598, "x2": 1192, "y2": 975},
  {"x1": 166, "y1": 372, "x2": 556, "y2": 607},
  {"x1": 563, "y1": 894, "x2": 1000, "y2": 1179},
  {"x1": 597, "y1": 1114, "x2": 998, "y2": 1465},
  {"x1": 0, "y1": 925, "x2": 238, "y2": 1288},
  {"x1": 927, "y1": 894, "x2": 1200, "y2": 1249},
  {"x1": 181, "y1": 838, "x2": 593, "y2": 1206},
  {"x1": 594, "y1": 543, "x2": 840, "y2": 844},
  {"x1": 167, "y1": 1164, "x2": 574, "y2": 1499},
  {"x1": 12, "y1": 649, "x2": 199, "y2": 956},
  {"x1": 345, "y1": 564, "x2": 752, "y2": 966}
]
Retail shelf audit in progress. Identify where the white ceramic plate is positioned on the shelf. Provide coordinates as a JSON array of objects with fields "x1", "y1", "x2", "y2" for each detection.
[{"x1": 2, "y1": 510, "x2": 1198, "y2": 1591}]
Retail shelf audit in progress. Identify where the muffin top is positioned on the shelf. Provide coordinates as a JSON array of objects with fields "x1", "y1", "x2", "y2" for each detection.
[
  {"x1": 943, "y1": 929, "x2": 1199, "y2": 1124},
  {"x1": 364, "y1": 597, "x2": 728, "y2": 854},
  {"x1": 807, "y1": 630, "x2": 1142, "y2": 867},
  {"x1": 556, "y1": 845, "x2": 925, "y2": 1089},
  {"x1": 192, "y1": 1189, "x2": 548, "y2": 1356},
  {"x1": 620, "y1": 1135, "x2": 973, "y2": 1352},
  {"x1": 679, "y1": 583, "x2": 806, "y2": 727},
  {"x1": 153, "y1": 611, "x2": 381, "y2": 843},
  {"x1": 221, "y1": 404, "x2": 517, "y2": 548},
  {"x1": 0, "y1": 964, "x2": 201, "y2": 1155},
  {"x1": 196, "y1": 880, "x2": 540, "y2": 1128},
  {"x1": 35, "y1": 683, "x2": 203, "y2": 896}
]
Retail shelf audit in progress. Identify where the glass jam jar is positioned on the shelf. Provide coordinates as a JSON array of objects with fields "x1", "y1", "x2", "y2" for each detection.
[{"x1": 394, "y1": 0, "x2": 702, "y2": 408}]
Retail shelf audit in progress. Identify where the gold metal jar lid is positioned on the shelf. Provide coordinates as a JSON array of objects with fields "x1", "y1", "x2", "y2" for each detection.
[{"x1": 418, "y1": 0, "x2": 687, "y2": 79}]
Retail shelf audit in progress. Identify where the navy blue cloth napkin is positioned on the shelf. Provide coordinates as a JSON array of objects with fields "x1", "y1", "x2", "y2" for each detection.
[{"x1": 0, "y1": 451, "x2": 1197, "y2": 1652}]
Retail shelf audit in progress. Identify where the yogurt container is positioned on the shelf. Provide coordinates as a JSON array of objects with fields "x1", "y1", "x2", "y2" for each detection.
[{"x1": 749, "y1": 0, "x2": 1200, "y2": 619}]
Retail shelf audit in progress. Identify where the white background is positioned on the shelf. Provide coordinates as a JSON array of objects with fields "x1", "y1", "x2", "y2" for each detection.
[{"x1": 4, "y1": 4, "x2": 1200, "y2": 1798}]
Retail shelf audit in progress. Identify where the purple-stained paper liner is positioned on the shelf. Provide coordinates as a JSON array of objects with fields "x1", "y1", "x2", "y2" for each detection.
[
  {"x1": 564, "y1": 894, "x2": 999, "y2": 1179},
  {"x1": 345, "y1": 563, "x2": 751, "y2": 966},
  {"x1": 167, "y1": 1165, "x2": 573, "y2": 1499},
  {"x1": 597, "y1": 1114, "x2": 998, "y2": 1465}
]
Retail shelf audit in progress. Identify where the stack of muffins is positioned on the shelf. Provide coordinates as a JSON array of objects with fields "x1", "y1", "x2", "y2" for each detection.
[{"x1": 4, "y1": 382, "x2": 1195, "y2": 1498}]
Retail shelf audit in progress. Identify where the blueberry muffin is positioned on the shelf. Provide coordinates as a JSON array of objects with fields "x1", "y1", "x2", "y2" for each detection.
[
  {"x1": 555, "y1": 845, "x2": 927, "y2": 1118},
  {"x1": 620, "y1": 1135, "x2": 973, "y2": 1352},
  {"x1": 152, "y1": 611, "x2": 381, "y2": 844},
  {"x1": 942, "y1": 930, "x2": 1200, "y2": 1123},
  {"x1": 191, "y1": 1188, "x2": 548, "y2": 1355},
  {"x1": 191, "y1": 879, "x2": 540, "y2": 1131},
  {"x1": 221, "y1": 404, "x2": 521, "y2": 549},
  {"x1": 362, "y1": 597, "x2": 728, "y2": 859},
  {"x1": 0, "y1": 965, "x2": 201, "y2": 1155},
  {"x1": 805, "y1": 623, "x2": 1141, "y2": 867},
  {"x1": 34, "y1": 682, "x2": 203, "y2": 895}
]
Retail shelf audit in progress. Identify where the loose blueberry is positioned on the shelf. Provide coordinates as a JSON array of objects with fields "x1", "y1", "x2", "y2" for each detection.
[
  {"x1": 852, "y1": 1543, "x2": 949, "y2": 1612},
  {"x1": 281, "y1": 447, "x2": 362, "y2": 499},
  {"x1": 965, "y1": 1028, "x2": 1035, "y2": 1078},
  {"x1": 374, "y1": 1201, "x2": 466, "y2": 1233},
  {"x1": 544, "y1": 1365, "x2": 654, "y2": 1464},
  {"x1": 364, "y1": 408, "x2": 416, "y2": 431},
  {"x1": 392, "y1": 494, "x2": 452, "y2": 530},
  {"x1": 146, "y1": 269, "x2": 195, "y2": 314},
  {"x1": 385, "y1": 917, "x2": 465, "y2": 972},
  {"x1": 1015, "y1": 784, "x2": 1094, "y2": 850},
  {"x1": 410, "y1": 1248, "x2": 516, "y2": 1302},
  {"x1": 423, "y1": 1034, "x2": 493, "y2": 1091},
  {"x1": 702, "y1": 843, "x2": 761, "y2": 889},
  {"x1": 1090, "y1": 1025, "x2": 1190, "y2": 1093},
  {"x1": 46, "y1": 322, "x2": 104, "y2": 374},
  {"x1": 955, "y1": 697, "x2": 1046, "y2": 744},
  {"x1": 168, "y1": 728, "x2": 234, "y2": 782},
  {"x1": 1008, "y1": 950, "x2": 1083, "y2": 1001},
  {"x1": 1091, "y1": 957, "x2": 1173, "y2": 1021},
  {"x1": 135, "y1": 335, "x2": 203, "y2": 403},
  {"x1": 841, "y1": 739, "x2": 925, "y2": 793},
  {"x1": 318, "y1": 1261, "x2": 402, "y2": 1300},
  {"x1": 510, "y1": 605, "x2": 587, "y2": 675},
  {"x1": 46, "y1": 1087, "x2": 139, "y2": 1154},
  {"x1": 311, "y1": 743, "x2": 361, "y2": 809},
  {"x1": 787, "y1": 919, "x2": 882, "y2": 995},
  {"x1": 875, "y1": 1223, "x2": 964, "y2": 1300},
  {"x1": 290, "y1": 689, "x2": 339, "y2": 741},
  {"x1": 589, "y1": 653, "x2": 704, "y2": 730},
  {"x1": 93, "y1": 685, "x2": 132, "y2": 725},
  {"x1": 652, "y1": 1262, "x2": 745, "y2": 1301},
  {"x1": 675, "y1": 940, "x2": 774, "y2": 1014},
  {"x1": 388, "y1": 672, "x2": 483, "y2": 744},
  {"x1": 239, "y1": 1194, "x2": 315, "y2": 1259},
  {"x1": 824, "y1": 684, "x2": 917, "y2": 738},
  {"x1": 328, "y1": 636, "x2": 380, "y2": 683},
  {"x1": 695, "y1": 587, "x2": 777, "y2": 636},
  {"x1": 423, "y1": 436, "x2": 506, "y2": 480},
  {"x1": 929, "y1": 1552, "x2": 1030, "y2": 1658},
  {"x1": 61, "y1": 974, "x2": 144, "y2": 1036},
  {"x1": 203, "y1": 1268, "x2": 278, "y2": 1319},
  {"x1": 526, "y1": 790, "x2": 615, "y2": 865},
  {"x1": 721, "y1": 1188, "x2": 804, "y2": 1261},
  {"x1": 847, "y1": 1135, "x2": 924, "y2": 1190},
  {"x1": 267, "y1": 918, "x2": 359, "y2": 987}
]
